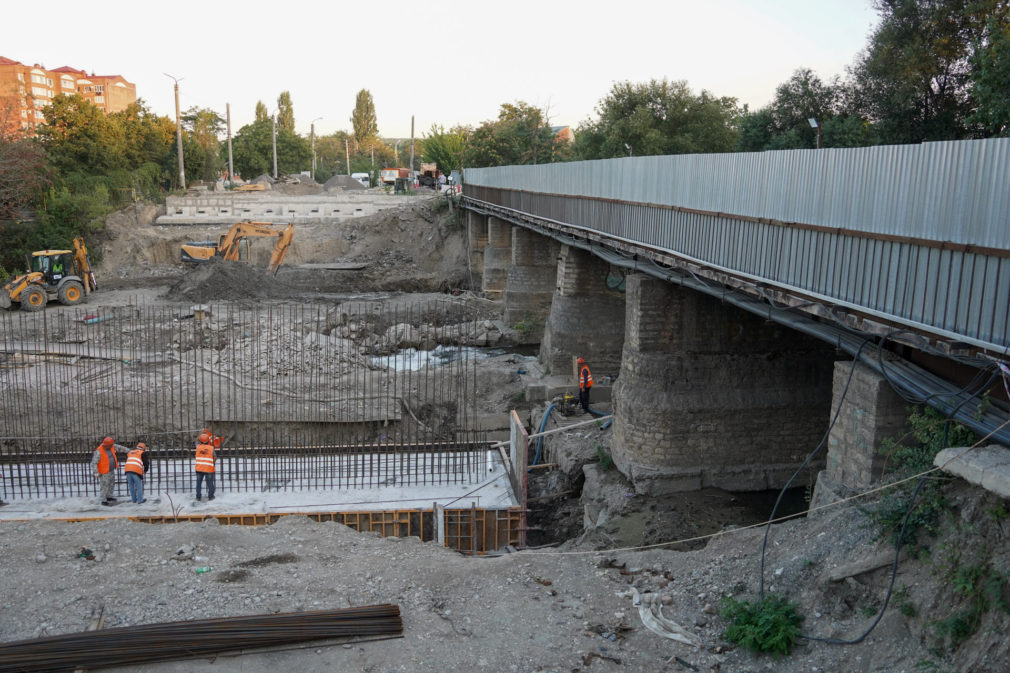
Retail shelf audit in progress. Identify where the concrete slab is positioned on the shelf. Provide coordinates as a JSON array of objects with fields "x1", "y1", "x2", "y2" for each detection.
[{"x1": 934, "y1": 445, "x2": 1010, "y2": 499}]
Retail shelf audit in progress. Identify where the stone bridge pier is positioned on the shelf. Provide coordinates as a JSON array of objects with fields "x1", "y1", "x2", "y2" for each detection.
[
  {"x1": 482, "y1": 216, "x2": 512, "y2": 299},
  {"x1": 466, "y1": 212, "x2": 488, "y2": 285},
  {"x1": 540, "y1": 245, "x2": 625, "y2": 376},
  {"x1": 612, "y1": 274, "x2": 837, "y2": 495},
  {"x1": 504, "y1": 227, "x2": 559, "y2": 330}
]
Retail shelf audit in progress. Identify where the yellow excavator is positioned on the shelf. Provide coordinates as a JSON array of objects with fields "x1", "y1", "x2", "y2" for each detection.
[
  {"x1": 1, "y1": 237, "x2": 98, "y2": 311},
  {"x1": 180, "y1": 221, "x2": 294, "y2": 274}
]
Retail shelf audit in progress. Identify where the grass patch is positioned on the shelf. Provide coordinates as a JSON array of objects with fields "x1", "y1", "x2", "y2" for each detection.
[
  {"x1": 594, "y1": 443, "x2": 613, "y2": 470},
  {"x1": 720, "y1": 594, "x2": 804, "y2": 655}
]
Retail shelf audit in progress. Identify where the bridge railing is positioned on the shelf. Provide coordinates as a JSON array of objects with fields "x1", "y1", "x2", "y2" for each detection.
[{"x1": 463, "y1": 139, "x2": 1010, "y2": 353}]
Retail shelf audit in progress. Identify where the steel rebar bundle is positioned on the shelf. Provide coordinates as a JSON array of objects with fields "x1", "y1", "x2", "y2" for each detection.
[{"x1": 0, "y1": 604, "x2": 402, "y2": 673}]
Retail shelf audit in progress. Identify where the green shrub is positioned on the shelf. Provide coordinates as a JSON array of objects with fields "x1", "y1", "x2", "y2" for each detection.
[
  {"x1": 864, "y1": 407, "x2": 976, "y2": 554},
  {"x1": 594, "y1": 444, "x2": 613, "y2": 470},
  {"x1": 720, "y1": 594, "x2": 804, "y2": 655}
]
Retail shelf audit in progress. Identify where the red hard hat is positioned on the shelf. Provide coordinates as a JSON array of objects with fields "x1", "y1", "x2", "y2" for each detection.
[
  {"x1": 198, "y1": 433, "x2": 210, "y2": 444},
  {"x1": 102, "y1": 437, "x2": 114, "y2": 446},
  {"x1": 136, "y1": 442, "x2": 147, "y2": 450},
  {"x1": 577, "y1": 357, "x2": 585, "y2": 364}
]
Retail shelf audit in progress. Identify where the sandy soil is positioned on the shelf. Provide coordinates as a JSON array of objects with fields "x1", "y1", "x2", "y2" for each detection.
[
  {"x1": 2, "y1": 198, "x2": 1008, "y2": 673},
  {"x1": 3, "y1": 482, "x2": 1007, "y2": 673}
]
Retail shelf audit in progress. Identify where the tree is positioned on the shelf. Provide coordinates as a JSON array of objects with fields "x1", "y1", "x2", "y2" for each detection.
[
  {"x1": 182, "y1": 107, "x2": 224, "y2": 182},
  {"x1": 846, "y1": 0, "x2": 1000, "y2": 143},
  {"x1": 573, "y1": 79, "x2": 740, "y2": 160},
  {"x1": 422, "y1": 124, "x2": 470, "y2": 174},
  {"x1": 255, "y1": 101, "x2": 268, "y2": 122},
  {"x1": 350, "y1": 89, "x2": 378, "y2": 147},
  {"x1": 38, "y1": 94, "x2": 124, "y2": 174},
  {"x1": 231, "y1": 119, "x2": 311, "y2": 179},
  {"x1": 464, "y1": 101, "x2": 560, "y2": 168},
  {"x1": 0, "y1": 97, "x2": 49, "y2": 220},
  {"x1": 969, "y1": 12, "x2": 1010, "y2": 136},
  {"x1": 735, "y1": 69, "x2": 860, "y2": 151},
  {"x1": 276, "y1": 91, "x2": 294, "y2": 133}
]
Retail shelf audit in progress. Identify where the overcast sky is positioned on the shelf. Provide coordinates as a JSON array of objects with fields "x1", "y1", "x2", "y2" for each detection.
[{"x1": 6, "y1": 0, "x2": 879, "y2": 139}]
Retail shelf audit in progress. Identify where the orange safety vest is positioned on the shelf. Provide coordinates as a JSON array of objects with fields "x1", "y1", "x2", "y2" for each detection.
[
  {"x1": 95, "y1": 444, "x2": 119, "y2": 475},
  {"x1": 124, "y1": 448, "x2": 145, "y2": 476},
  {"x1": 580, "y1": 365, "x2": 593, "y2": 390},
  {"x1": 195, "y1": 443, "x2": 216, "y2": 473}
]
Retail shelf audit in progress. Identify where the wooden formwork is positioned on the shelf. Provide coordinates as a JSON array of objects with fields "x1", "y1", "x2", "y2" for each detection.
[{"x1": 116, "y1": 507, "x2": 524, "y2": 554}]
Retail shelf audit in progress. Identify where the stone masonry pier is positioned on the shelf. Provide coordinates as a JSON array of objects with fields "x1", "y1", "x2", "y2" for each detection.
[
  {"x1": 612, "y1": 274, "x2": 837, "y2": 495},
  {"x1": 504, "y1": 227, "x2": 559, "y2": 330},
  {"x1": 540, "y1": 245, "x2": 625, "y2": 377},
  {"x1": 482, "y1": 216, "x2": 512, "y2": 299}
]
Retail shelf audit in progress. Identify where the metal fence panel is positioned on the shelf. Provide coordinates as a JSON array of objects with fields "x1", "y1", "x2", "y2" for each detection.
[{"x1": 465, "y1": 139, "x2": 1010, "y2": 247}]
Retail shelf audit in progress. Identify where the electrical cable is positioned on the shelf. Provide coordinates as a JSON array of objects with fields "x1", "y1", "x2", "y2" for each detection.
[{"x1": 757, "y1": 337, "x2": 873, "y2": 603}]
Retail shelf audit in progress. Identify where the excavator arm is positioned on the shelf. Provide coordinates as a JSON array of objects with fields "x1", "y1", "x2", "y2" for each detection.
[
  {"x1": 72, "y1": 237, "x2": 98, "y2": 294},
  {"x1": 181, "y1": 221, "x2": 294, "y2": 273}
]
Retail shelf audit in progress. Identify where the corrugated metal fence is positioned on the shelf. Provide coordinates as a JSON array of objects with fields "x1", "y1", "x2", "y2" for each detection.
[{"x1": 463, "y1": 139, "x2": 1010, "y2": 351}]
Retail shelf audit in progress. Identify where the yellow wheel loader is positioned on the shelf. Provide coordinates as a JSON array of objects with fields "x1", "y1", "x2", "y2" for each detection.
[{"x1": 1, "y1": 238, "x2": 97, "y2": 311}]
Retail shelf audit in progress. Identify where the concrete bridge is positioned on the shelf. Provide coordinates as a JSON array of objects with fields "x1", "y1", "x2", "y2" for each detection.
[{"x1": 460, "y1": 139, "x2": 1010, "y2": 497}]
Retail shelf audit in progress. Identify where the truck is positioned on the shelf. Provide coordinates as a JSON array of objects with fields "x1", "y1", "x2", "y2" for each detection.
[
  {"x1": 380, "y1": 168, "x2": 410, "y2": 186},
  {"x1": 417, "y1": 163, "x2": 441, "y2": 187}
]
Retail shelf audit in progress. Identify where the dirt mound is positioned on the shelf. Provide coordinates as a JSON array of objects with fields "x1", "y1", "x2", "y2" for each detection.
[
  {"x1": 166, "y1": 259, "x2": 297, "y2": 303},
  {"x1": 323, "y1": 175, "x2": 366, "y2": 190}
]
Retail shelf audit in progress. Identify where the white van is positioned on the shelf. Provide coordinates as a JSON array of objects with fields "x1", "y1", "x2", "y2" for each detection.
[{"x1": 351, "y1": 172, "x2": 370, "y2": 188}]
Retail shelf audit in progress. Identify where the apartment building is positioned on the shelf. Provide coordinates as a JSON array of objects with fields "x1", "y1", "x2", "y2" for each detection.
[{"x1": 0, "y1": 56, "x2": 136, "y2": 136}]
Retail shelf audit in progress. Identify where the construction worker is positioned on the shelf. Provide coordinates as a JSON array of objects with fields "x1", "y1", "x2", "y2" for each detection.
[
  {"x1": 123, "y1": 442, "x2": 151, "y2": 504},
  {"x1": 577, "y1": 357, "x2": 593, "y2": 413},
  {"x1": 194, "y1": 433, "x2": 216, "y2": 501},
  {"x1": 90, "y1": 437, "x2": 124, "y2": 506}
]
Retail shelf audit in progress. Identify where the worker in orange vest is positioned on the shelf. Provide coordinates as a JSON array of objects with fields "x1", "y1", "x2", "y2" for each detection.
[
  {"x1": 124, "y1": 442, "x2": 151, "y2": 504},
  {"x1": 90, "y1": 436, "x2": 125, "y2": 506},
  {"x1": 194, "y1": 433, "x2": 217, "y2": 501},
  {"x1": 577, "y1": 357, "x2": 593, "y2": 413}
]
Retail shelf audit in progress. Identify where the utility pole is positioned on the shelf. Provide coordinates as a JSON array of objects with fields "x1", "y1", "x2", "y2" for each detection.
[
  {"x1": 310, "y1": 117, "x2": 322, "y2": 180},
  {"x1": 226, "y1": 103, "x2": 234, "y2": 185},
  {"x1": 409, "y1": 115, "x2": 415, "y2": 183},
  {"x1": 271, "y1": 114, "x2": 278, "y2": 178},
  {"x1": 344, "y1": 138, "x2": 350, "y2": 175},
  {"x1": 164, "y1": 73, "x2": 185, "y2": 190}
]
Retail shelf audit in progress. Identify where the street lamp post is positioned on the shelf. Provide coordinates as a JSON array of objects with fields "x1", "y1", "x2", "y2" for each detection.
[
  {"x1": 271, "y1": 114, "x2": 278, "y2": 178},
  {"x1": 624, "y1": 143, "x2": 632, "y2": 157},
  {"x1": 164, "y1": 73, "x2": 185, "y2": 190},
  {"x1": 808, "y1": 118, "x2": 822, "y2": 149},
  {"x1": 310, "y1": 117, "x2": 322, "y2": 180}
]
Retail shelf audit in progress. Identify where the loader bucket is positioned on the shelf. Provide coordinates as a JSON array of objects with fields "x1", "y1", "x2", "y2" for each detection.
[{"x1": 0, "y1": 292, "x2": 10, "y2": 309}]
